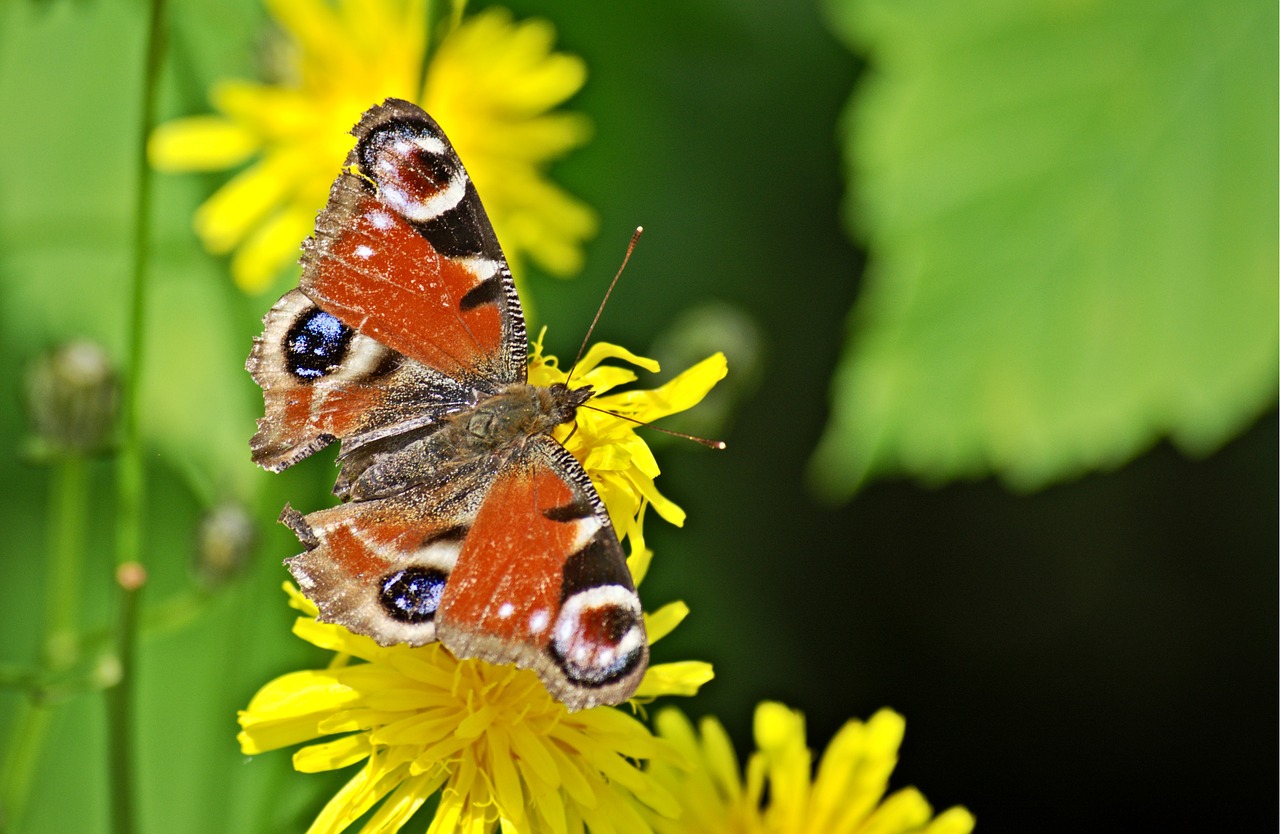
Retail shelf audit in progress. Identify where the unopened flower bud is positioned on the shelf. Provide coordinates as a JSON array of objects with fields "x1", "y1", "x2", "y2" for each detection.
[
  {"x1": 24, "y1": 339, "x2": 119, "y2": 459},
  {"x1": 195, "y1": 502, "x2": 256, "y2": 588}
]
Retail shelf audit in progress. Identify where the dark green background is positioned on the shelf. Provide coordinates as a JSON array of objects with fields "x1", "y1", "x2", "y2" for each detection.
[{"x1": 1, "y1": 0, "x2": 1274, "y2": 831}]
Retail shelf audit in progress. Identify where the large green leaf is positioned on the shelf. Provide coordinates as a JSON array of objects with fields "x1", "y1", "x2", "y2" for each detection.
[{"x1": 815, "y1": 0, "x2": 1277, "y2": 494}]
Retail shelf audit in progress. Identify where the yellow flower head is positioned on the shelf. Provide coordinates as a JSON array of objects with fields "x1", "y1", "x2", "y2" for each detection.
[
  {"x1": 527, "y1": 334, "x2": 728, "y2": 584},
  {"x1": 239, "y1": 339, "x2": 724, "y2": 832},
  {"x1": 149, "y1": 0, "x2": 596, "y2": 292},
  {"x1": 647, "y1": 703, "x2": 976, "y2": 834},
  {"x1": 240, "y1": 585, "x2": 711, "y2": 834}
]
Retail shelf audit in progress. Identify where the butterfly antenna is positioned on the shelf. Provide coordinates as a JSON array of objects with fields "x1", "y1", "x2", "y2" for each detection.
[
  {"x1": 580, "y1": 404, "x2": 727, "y2": 450},
  {"x1": 566, "y1": 226, "x2": 644, "y2": 384}
]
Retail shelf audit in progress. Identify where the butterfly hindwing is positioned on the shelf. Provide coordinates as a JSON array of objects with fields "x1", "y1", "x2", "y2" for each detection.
[
  {"x1": 437, "y1": 436, "x2": 648, "y2": 711},
  {"x1": 301, "y1": 98, "x2": 526, "y2": 388},
  {"x1": 281, "y1": 433, "x2": 648, "y2": 710},
  {"x1": 281, "y1": 459, "x2": 490, "y2": 646}
]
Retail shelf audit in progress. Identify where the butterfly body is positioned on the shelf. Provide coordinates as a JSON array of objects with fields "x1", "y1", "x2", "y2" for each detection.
[
  {"x1": 248, "y1": 100, "x2": 647, "y2": 710},
  {"x1": 336, "y1": 381, "x2": 593, "y2": 502}
]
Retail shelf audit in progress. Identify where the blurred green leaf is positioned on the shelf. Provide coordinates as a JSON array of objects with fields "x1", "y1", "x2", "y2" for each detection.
[{"x1": 815, "y1": 0, "x2": 1278, "y2": 494}]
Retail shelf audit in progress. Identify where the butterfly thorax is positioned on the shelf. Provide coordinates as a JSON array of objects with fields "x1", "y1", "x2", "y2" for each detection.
[
  {"x1": 456, "y1": 382, "x2": 593, "y2": 452},
  {"x1": 341, "y1": 382, "x2": 593, "y2": 502}
]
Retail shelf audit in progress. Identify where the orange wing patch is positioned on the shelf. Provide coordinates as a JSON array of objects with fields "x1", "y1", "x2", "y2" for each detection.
[
  {"x1": 438, "y1": 464, "x2": 582, "y2": 642},
  {"x1": 305, "y1": 192, "x2": 503, "y2": 380}
]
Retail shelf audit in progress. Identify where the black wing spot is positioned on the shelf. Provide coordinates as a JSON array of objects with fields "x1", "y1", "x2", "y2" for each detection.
[
  {"x1": 542, "y1": 497, "x2": 596, "y2": 524},
  {"x1": 459, "y1": 276, "x2": 502, "y2": 311},
  {"x1": 414, "y1": 180, "x2": 497, "y2": 258},
  {"x1": 421, "y1": 525, "x2": 469, "y2": 548},
  {"x1": 379, "y1": 567, "x2": 449, "y2": 624},
  {"x1": 285, "y1": 308, "x2": 353, "y2": 382},
  {"x1": 561, "y1": 533, "x2": 635, "y2": 601}
]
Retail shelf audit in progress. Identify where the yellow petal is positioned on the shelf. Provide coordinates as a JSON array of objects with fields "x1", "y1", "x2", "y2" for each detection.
[
  {"x1": 532, "y1": 785, "x2": 570, "y2": 834},
  {"x1": 284, "y1": 581, "x2": 320, "y2": 615},
  {"x1": 237, "y1": 669, "x2": 359, "y2": 749},
  {"x1": 821, "y1": 710, "x2": 906, "y2": 831},
  {"x1": 810, "y1": 717, "x2": 877, "y2": 830},
  {"x1": 192, "y1": 152, "x2": 302, "y2": 253},
  {"x1": 628, "y1": 469, "x2": 686, "y2": 527},
  {"x1": 509, "y1": 722, "x2": 561, "y2": 788},
  {"x1": 754, "y1": 702, "x2": 811, "y2": 831},
  {"x1": 626, "y1": 546, "x2": 653, "y2": 586},
  {"x1": 579, "y1": 437, "x2": 648, "y2": 474},
  {"x1": 606, "y1": 353, "x2": 728, "y2": 422},
  {"x1": 924, "y1": 806, "x2": 978, "y2": 834},
  {"x1": 229, "y1": 203, "x2": 314, "y2": 292},
  {"x1": 148, "y1": 116, "x2": 260, "y2": 171},
  {"x1": 633, "y1": 662, "x2": 714, "y2": 699},
  {"x1": 210, "y1": 81, "x2": 316, "y2": 140},
  {"x1": 488, "y1": 730, "x2": 526, "y2": 826},
  {"x1": 856, "y1": 788, "x2": 935, "y2": 834},
  {"x1": 293, "y1": 733, "x2": 372, "y2": 773},
  {"x1": 698, "y1": 715, "x2": 744, "y2": 801},
  {"x1": 573, "y1": 365, "x2": 640, "y2": 395},
  {"x1": 645, "y1": 601, "x2": 689, "y2": 644},
  {"x1": 265, "y1": 0, "x2": 347, "y2": 67},
  {"x1": 292, "y1": 615, "x2": 380, "y2": 658},
  {"x1": 575, "y1": 342, "x2": 661, "y2": 378},
  {"x1": 360, "y1": 770, "x2": 445, "y2": 834},
  {"x1": 653, "y1": 708, "x2": 698, "y2": 757},
  {"x1": 307, "y1": 757, "x2": 407, "y2": 834}
]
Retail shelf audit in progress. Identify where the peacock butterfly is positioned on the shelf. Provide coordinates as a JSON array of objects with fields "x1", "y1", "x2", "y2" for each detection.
[{"x1": 247, "y1": 98, "x2": 647, "y2": 710}]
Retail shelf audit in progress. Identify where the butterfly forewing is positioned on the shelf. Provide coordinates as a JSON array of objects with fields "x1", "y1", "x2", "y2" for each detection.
[
  {"x1": 247, "y1": 289, "x2": 476, "y2": 471},
  {"x1": 301, "y1": 99, "x2": 526, "y2": 388}
]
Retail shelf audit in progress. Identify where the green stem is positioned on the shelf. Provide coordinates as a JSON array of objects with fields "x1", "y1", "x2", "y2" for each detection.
[
  {"x1": 0, "y1": 704, "x2": 52, "y2": 833},
  {"x1": 107, "y1": 0, "x2": 166, "y2": 832},
  {"x1": 0, "y1": 459, "x2": 90, "y2": 831},
  {"x1": 46, "y1": 459, "x2": 88, "y2": 666}
]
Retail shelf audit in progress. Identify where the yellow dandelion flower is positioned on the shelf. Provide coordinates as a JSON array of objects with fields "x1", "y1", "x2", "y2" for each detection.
[
  {"x1": 240, "y1": 584, "x2": 712, "y2": 834},
  {"x1": 527, "y1": 333, "x2": 729, "y2": 581},
  {"x1": 149, "y1": 0, "x2": 595, "y2": 292},
  {"x1": 423, "y1": 8, "x2": 596, "y2": 278},
  {"x1": 239, "y1": 337, "x2": 723, "y2": 830},
  {"x1": 647, "y1": 703, "x2": 976, "y2": 834}
]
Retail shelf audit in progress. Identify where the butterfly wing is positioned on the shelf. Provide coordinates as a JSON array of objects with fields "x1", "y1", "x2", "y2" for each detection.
[
  {"x1": 248, "y1": 99, "x2": 526, "y2": 471},
  {"x1": 247, "y1": 289, "x2": 478, "y2": 472},
  {"x1": 437, "y1": 436, "x2": 648, "y2": 711},
  {"x1": 280, "y1": 455, "x2": 491, "y2": 647},
  {"x1": 301, "y1": 98, "x2": 526, "y2": 388},
  {"x1": 282, "y1": 434, "x2": 648, "y2": 709}
]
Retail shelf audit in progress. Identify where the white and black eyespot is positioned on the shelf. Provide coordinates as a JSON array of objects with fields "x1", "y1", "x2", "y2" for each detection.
[
  {"x1": 284, "y1": 307, "x2": 353, "y2": 382},
  {"x1": 374, "y1": 530, "x2": 464, "y2": 624},
  {"x1": 379, "y1": 566, "x2": 449, "y2": 623},
  {"x1": 358, "y1": 123, "x2": 467, "y2": 224},
  {"x1": 549, "y1": 585, "x2": 646, "y2": 687}
]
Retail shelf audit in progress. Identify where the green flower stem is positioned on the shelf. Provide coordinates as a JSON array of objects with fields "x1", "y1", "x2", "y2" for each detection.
[
  {"x1": 0, "y1": 704, "x2": 52, "y2": 833},
  {"x1": 106, "y1": 0, "x2": 166, "y2": 832},
  {"x1": 46, "y1": 459, "x2": 88, "y2": 667},
  {"x1": 0, "y1": 458, "x2": 89, "y2": 830}
]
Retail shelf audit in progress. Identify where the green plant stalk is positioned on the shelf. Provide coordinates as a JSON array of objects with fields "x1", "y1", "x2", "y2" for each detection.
[
  {"x1": 107, "y1": 0, "x2": 166, "y2": 832},
  {"x1": 46, "y1": 459, "x2": 88, "y2": 667},
  {"x1": 0, "y1": 458, "x2": 89, "y2": 831}
]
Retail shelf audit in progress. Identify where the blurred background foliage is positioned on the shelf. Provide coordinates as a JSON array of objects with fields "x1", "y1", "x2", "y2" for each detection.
[{"x1": 0, "y1": 0, "x2": 1274, "y2": 832}]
